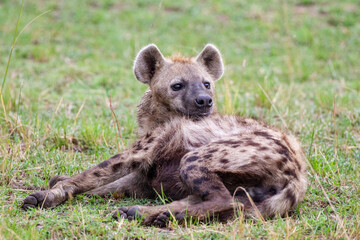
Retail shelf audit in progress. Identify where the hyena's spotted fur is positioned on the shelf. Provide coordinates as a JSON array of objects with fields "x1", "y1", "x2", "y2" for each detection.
[{"x1": 22, "y1": 44, "x2": 307, "y2": 227}]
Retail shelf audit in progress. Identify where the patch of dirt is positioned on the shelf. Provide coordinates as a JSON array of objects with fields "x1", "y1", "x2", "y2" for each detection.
[
  {"x1": 108, "y1": 2, "x2": 126, "y2": 12},
  {"x1": 10, "y1": 180, "x2": 45, "y2": 191},
  {"x1": 293, "y1": 4, "x2": 327, "y2": 17},
  {"x1": 89, "y1": 1, "x2": 99, "y2": 9},
  {"x1": 9, "y1": 171, "x2": 46, "y2": 191},
  {"x1": 48, "y1": 136, "x2": 89, "y2": 152},
  {"x1": 164, "y1": 6, "x2": 184, "y2": 13},
  {"x1": 217, "y1": 14, "x2": 230, "y2": 23}
]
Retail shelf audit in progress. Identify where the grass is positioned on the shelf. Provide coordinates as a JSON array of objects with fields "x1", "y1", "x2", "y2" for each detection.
[{"x1": 1, "y1": 0, "x2": 359, "y2": 238}]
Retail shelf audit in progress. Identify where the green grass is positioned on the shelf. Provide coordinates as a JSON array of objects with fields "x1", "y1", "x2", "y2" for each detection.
[{"x1": 1, "y1": 0, "x2": 359, "y2": 238}]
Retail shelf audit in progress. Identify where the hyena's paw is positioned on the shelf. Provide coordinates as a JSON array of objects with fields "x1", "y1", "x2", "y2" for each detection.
[
  {"x1": 49, "y1": 175, "x2": 70, "y2": 188},
  {"x1": 22, "y1": 191, "x2": 56, "y2": 210},
  {"x1": 112, "y1": 206, "x2": 142, "y2": 221},
  {"x1": 152, "y1": 210, "x2": 186, "y2": 228}
]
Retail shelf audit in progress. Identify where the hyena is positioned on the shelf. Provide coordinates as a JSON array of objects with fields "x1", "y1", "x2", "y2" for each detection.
[{"x1": 22, "y1": 44, "x2": 307, "y2": 227}]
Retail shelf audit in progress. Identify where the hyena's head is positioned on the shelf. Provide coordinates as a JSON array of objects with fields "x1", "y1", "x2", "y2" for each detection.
[{"x1": 133, "y1": 44, "x2": 224, "y2": 118}]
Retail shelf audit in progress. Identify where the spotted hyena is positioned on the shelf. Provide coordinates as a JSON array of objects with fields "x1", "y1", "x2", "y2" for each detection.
[{"x1": 22, "y1": 44, "x2": 307, "y2": 227}]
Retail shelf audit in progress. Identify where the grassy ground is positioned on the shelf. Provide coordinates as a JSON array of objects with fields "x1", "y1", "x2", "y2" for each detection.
[{"x1": 1, "y1": 0, "x2": 359, "y2": 239}]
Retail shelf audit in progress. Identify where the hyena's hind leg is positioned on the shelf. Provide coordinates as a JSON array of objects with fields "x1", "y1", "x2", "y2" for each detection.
[
  {"x1": 113, "y1": 148, "x2": 239, "y2": 227},
  {"x1": 112, "y1": 195, "x2": 203, "y2": 225}
]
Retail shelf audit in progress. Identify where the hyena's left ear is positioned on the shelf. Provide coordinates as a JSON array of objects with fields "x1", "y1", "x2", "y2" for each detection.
[
  {"x1": 196, "y1": 44, "x2": 224, "y2": 81},
  {"x1": 133, "y1": 44, "x2": 167, "y2": 84}
]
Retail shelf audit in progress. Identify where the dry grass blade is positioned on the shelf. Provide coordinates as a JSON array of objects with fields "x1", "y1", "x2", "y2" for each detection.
[
  {"x1": 233, "y1": 186, "x2": 265, "y2": 223},
  {"x1": 109, "y1": 95, "x2": 124, "y2": 152},
  {"x1": 257, "y1": 83, "x2": 288, "y2": 130},
  {"x1": 1, "y1": 3, "x2": 51, "y2": 123},
  {"x1": 332, "y1": 95, "x2": 343, "y2": 185},
  {"x1": 74, "y1": 99, "x2": 87, "y2": 126}
]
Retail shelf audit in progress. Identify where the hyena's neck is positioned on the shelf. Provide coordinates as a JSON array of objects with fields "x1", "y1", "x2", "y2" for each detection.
[
  {"x1": 136, "y1": 89, "x2": 217, "y2": 135},
  {"x1": 136, "y1": 90, "x2": 174, "y2": 135}
]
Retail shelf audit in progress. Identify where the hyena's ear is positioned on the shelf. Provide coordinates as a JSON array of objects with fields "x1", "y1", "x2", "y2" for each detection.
[
  {"x1": 196, "y1": 44, "x2": 224, "y2": 81},
  {"x1": 133, "y1": 44, "x2": 167, "y2": 84}
]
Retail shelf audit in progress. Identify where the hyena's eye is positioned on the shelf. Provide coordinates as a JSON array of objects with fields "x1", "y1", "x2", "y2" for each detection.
[
  {"x1": 171, "y1": 83, "x2": 184, "y2": 91},
  {"x1": 204, "y1": 82, "x2": 211, "y2": 89}
]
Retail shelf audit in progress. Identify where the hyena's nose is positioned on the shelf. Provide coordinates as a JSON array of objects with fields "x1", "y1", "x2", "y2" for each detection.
[{"x1": 195, "y1": 94, "x2": 213, "y2": 108}]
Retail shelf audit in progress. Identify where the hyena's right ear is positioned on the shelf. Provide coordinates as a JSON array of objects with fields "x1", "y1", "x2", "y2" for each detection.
[{"x1": 133, "y1": 44, "x2": 167, "y2": 84}]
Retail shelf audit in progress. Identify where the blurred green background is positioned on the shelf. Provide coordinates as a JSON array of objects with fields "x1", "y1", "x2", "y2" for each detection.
[{"x1": 1, "y1": 0, "x2": 359, "y2": 239}]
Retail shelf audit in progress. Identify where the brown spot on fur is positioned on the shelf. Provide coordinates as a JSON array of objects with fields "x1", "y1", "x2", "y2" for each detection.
[
  {"x1": 147, "y1": 137, "x2": 154, "y2": 144},
  {"x1": 186, "y1": 156, "x2": 199, "y2": 163},
  {"x1": 294, "y1": 160, "x2": 301, "y2": 171},
  {"x1": 276, "y1": 159, "x2": 285, "y2": 170},
  {"x1": 131, "y1": 161, "x2": 140, "y2": 169},
  {"x1": 253, "y1": 131, "x2": 272, "y2": 139},
  {"x1": 201, "y1": 191, "x2": 210, "y2": 199},
  {"x1": 216, "y1": 140, "x2": 242, "y2": 145},
  {"x1": 186, "y1": 165, "x2": 196, "y2": 171},
  {"x1": 98, "y1": 153, "x2": 120, "y2": 168},
  {"x1": 276, "y1": 157, "x2": 289, "y2": 170},
  {"x1": 220, "y1": 159, "x2": 229, "y2": 164},
  {"x1": 193, "y1": 177, "x2": 210, "y2": 185},
  {"x1": 210, "y1": 185, "x2": 221, "y2": 190},
  {"x1": 271, "y1": 139, "x2": 293, "y2": 162},
  {"x1": 245, "y1": 140, "x2": 260, "y2": 147},
  {"x1": 258, "y1": 146, "x2": 269, "y2": 151},
  {"x1": 203, "y1": 154, "x2": 212, "y2": 158},
  {"x1": 277, "y1": 147, "x2": 292, "y2": 161},
  {"x1": 285, "y1": 188, "x2": 296, "y2": 207},
  {"x1": 208, "y1": 148, "x2": 218, "y2": 154},
  {"x1": 284, "y1": 169, "x2": 298, "y2": 179},
  {"x1": 265, "y1": 169, "x2": 273, "y2": 176},
  {"x1": 112, "y1": 162, "x2": 123, "y2": 172},
  {"x1": 98, "y1": 159, "x2": 110, "y2": 168},
  {"x1": 199, "y1": 167, "x2": 209, "y2": 173},
  {"x1": 181, "y1": 170, "x2": 188, "y2": 180},
  {"x1": 93, "y1": 171, "x2": 101, "y2": 177}
]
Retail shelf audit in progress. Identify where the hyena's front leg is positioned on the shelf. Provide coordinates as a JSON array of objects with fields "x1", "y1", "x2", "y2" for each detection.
[
  {"x1": 85, "y1": 171, "x2": 155, "y2": 198},
  {"x1": 48, "y1": 171, "x2": 153, "y2": 198},
  {"x1": 49, "y1": 175, "x2": 70, "y2": 188},
  {"x1": 22, "y1": 148, "x2": 150, "y2": 210}
]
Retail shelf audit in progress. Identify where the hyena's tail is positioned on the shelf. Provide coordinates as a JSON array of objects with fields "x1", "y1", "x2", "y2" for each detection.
[
  {"x1": 253, "y1": 134, "x2": 308, "y2": 218},
  {"x1": 257, "y1": 175, "x2": 307, "y2": 218}
]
